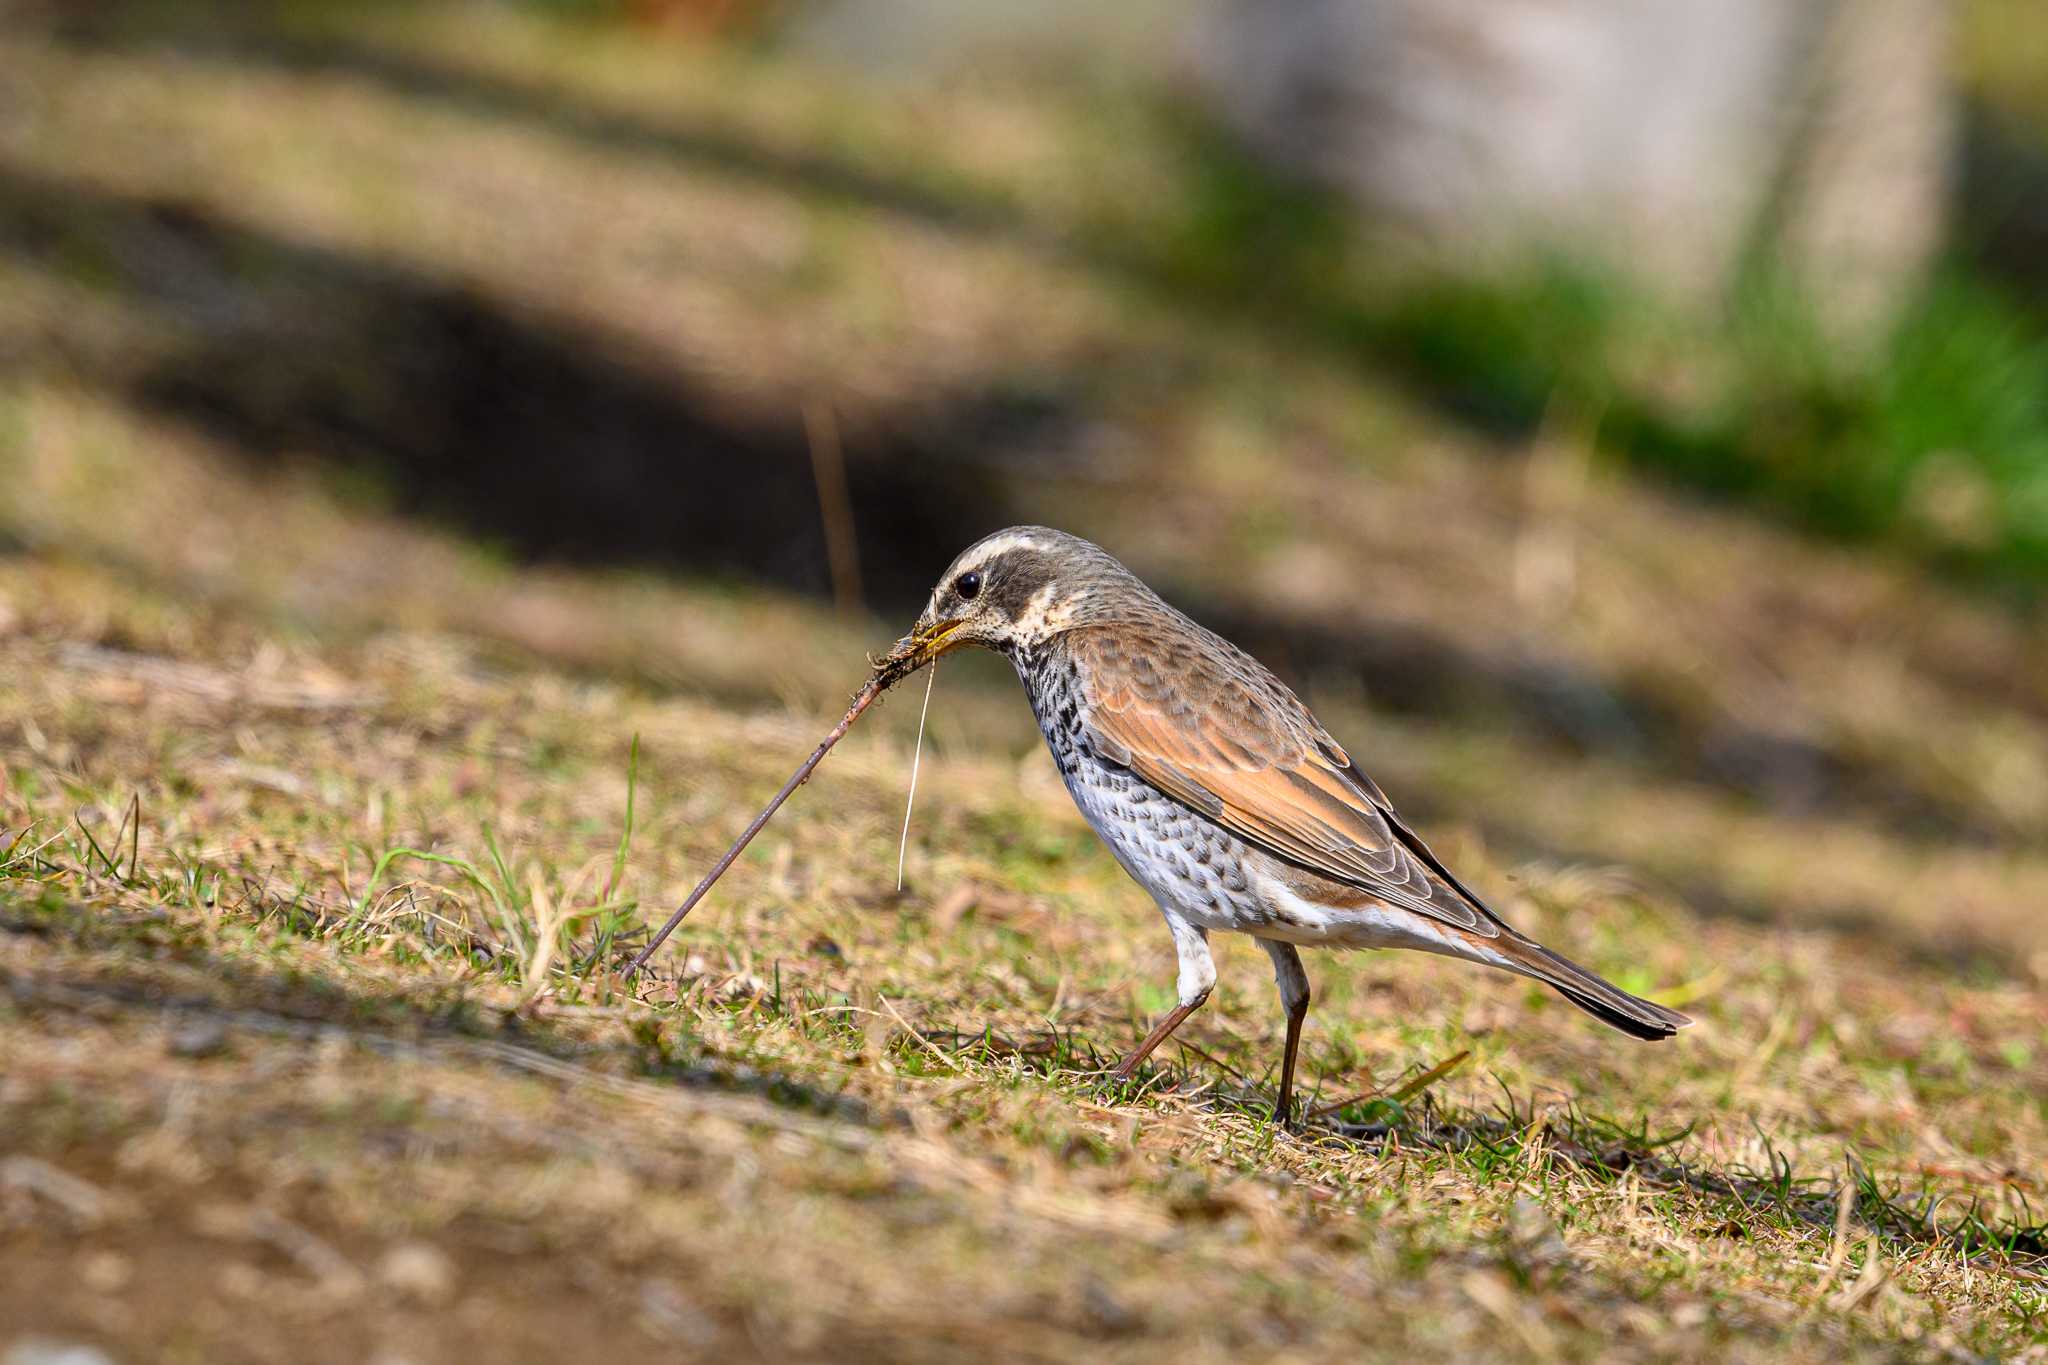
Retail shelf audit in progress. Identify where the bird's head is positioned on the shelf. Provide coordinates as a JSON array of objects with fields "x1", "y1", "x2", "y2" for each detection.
[{"x1": 877, "y1": 526, "x2": 1132, "y2": 678}]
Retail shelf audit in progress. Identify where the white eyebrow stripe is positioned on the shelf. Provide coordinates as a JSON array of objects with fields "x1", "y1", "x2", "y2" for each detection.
[{"x1": 958, "y1": 529, "x2": 1047, "y2": 572}]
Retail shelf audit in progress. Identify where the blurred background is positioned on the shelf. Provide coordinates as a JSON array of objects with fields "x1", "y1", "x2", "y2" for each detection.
[
  {"x1": 9, "y1": 3, "x2": 2048, "y2": 1356},
  {"x1": 6, "y1": 0, "x2": 2048, "y2": 968}
]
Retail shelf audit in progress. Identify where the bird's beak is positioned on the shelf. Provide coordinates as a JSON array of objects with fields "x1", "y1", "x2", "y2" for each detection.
[{"x1": 874, "y1": 614, "x2": 965, "y2": 686}]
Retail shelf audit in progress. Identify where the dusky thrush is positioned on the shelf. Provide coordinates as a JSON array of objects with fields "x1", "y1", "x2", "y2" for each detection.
[{"x1": 885, "y1": 527, "x2": 1691, "y2": 1126}]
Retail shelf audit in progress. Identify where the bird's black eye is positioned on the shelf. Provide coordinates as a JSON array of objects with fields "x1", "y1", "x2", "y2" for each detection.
[{"x1": 955, "y1": 571, "x2": 983, "y2": 601}]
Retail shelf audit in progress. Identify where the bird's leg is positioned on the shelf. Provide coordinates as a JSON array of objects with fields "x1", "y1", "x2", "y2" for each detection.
[
  {"x1": 1110, "y1": 917, "x2": 1213, "y2": 1084},
  {"x1": 1259, "y1": 939, "x2": 1311, "y2": 1131}
]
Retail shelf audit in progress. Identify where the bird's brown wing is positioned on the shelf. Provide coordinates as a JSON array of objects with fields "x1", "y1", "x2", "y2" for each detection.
[{"x1": 1068, "y1": 620, "x2": 1499, "y2": 937}]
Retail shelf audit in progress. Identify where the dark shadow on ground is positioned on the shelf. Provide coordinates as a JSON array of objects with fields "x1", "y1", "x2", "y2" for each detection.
[
  {"x1": 32, "y1": 7, "x2": 1573, "y2": 448},
  {"x1": 13, "y1": 891, "x2": 2037, "y2": 1281},
  {"x1": 0, "y1": 162, "x2": 1049, "y2": 608},
  {"x1": 0, "y1": 896, "x2": 887, "y2": 1128},
  {"x1": 912, "y1": 1027, "x2": 2048, "y2": 1271}
]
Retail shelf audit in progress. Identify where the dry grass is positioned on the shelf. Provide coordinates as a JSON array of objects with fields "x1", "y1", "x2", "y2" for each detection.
[
  {"x1": 2, "y1": 3, "x2": 2046, "y2": 1360},
  {"x1": 3, "y1": 554, "x2": 2044, "y2": 1362}
]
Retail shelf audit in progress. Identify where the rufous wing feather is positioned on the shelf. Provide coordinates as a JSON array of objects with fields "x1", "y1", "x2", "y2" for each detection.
[{"x1": 1068, "y1": 622, "x2": 1495, "y2": 936}]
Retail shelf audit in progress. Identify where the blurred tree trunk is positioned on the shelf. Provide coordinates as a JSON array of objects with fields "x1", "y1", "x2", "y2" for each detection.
[
  {"x1": 1197, "y1": 0, "x2": 1955, "y2": 348},
  {"x1": 1778, "y1": 0, "x2": 1957, "y2": 345}
]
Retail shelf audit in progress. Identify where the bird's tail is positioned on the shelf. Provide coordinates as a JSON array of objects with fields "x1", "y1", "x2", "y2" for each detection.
[{"x1": 1488, "y1": 931, "x2": 1694, "y2": 1040}]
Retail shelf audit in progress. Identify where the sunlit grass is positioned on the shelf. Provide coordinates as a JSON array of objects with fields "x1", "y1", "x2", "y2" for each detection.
[
  {"x1": 2, "y1": 2, "x2": 2046, "y2": 1355},
  {"x1": 2, "y1": 551, "x2": 2044, "y2": 1355}
]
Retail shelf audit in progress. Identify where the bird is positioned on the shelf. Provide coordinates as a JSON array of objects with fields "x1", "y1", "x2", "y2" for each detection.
[{"x1": 884, "y1": 526, "x2": 1692, "y2": 1128}]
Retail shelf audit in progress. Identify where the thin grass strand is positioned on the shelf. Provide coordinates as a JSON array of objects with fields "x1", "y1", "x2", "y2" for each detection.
[{"x1": 897, "y1": 659, "x2": 938, "y2": 891}]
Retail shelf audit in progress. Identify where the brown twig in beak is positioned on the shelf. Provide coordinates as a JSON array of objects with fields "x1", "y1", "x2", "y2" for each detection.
[{"x1": 624, "y1": 641, "x2": 928, "y2": 980}]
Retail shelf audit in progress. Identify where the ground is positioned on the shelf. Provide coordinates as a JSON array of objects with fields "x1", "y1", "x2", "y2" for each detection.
[{"x1": 1, "y1": 4, "x2": 2045, "y2": 1361}]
